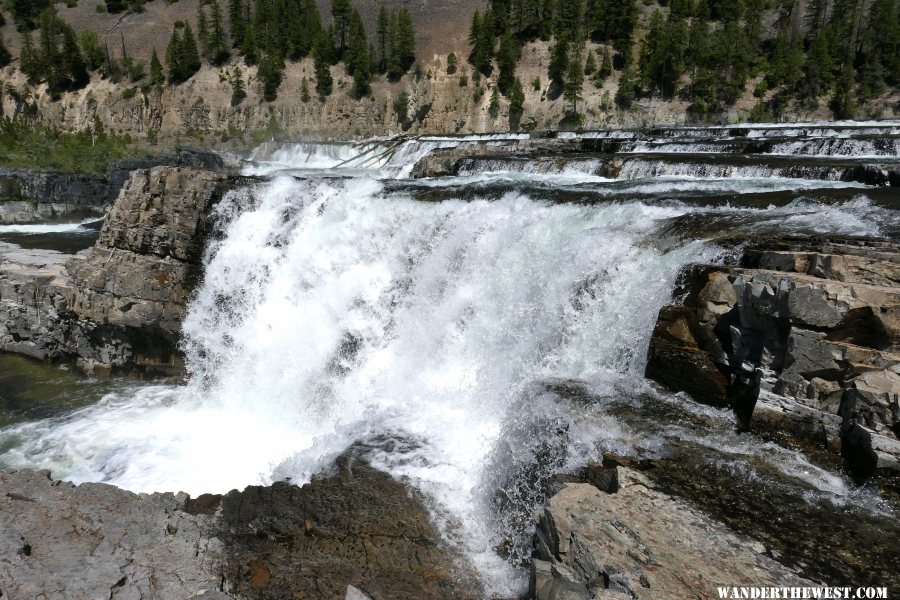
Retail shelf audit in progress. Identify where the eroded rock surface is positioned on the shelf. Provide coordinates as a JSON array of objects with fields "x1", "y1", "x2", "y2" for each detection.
[
  {"x1": 531, "y1": 467, "x2": 811, "y2": 600},
  {"x1": 0, "y1": 469, "x2": 231, "y2": 600},
  {"x1": 646, "y1": 237, "x2": 900, "y2": 478},
  {"x1": 0, "y1": 166, "x2": 231, "y2": 376}
]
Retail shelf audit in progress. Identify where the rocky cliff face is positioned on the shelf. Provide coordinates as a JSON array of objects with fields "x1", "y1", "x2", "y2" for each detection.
[
  {"x1": 0, "y1": 166, "x2": 231, "y2": 376},
  {"x1": 646, "y1": 237, "x2": 900, "y2": 481}
]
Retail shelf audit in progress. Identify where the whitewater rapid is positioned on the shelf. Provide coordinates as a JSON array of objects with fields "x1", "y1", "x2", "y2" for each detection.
[{"x1": 1, "y1": 129, "x2": 898, "y2": 594}]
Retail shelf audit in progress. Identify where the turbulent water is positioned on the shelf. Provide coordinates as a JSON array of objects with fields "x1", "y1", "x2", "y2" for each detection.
[{"x1": 1, "y1": 123, "x2": 899, "y2": 594}]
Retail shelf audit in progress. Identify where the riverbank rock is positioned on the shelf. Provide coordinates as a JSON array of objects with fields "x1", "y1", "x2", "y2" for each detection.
[
  {"x1": 646, "y1": 237, "x2": 900, "y2": 479},
  {"x1": 0, "y1": 469, "x2": 231, "y2": 599},
  {"x1": 531, "y1": 466, "x2": 811, "y2": 600},
  {"x1": 220, "y1": 452, "x2": 482, "y2": 600},
  {"x1": 0, "y1": 455, "x2": 481, "y2": 600},
  {"x1": 0, "y1": 166, "x2": 235, "y2": 376}
]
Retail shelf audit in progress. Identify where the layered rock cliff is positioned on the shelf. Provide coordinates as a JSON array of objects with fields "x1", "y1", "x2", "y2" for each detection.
[
  {"x1": 0, "y1": 166, "x2": 232, "y2": 376},
  {"x1": 646, "y1": 237, "x2": 900, "y2": 480}
]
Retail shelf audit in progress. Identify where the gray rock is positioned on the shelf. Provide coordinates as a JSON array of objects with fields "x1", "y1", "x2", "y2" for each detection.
[
  {"x1": 0, "y1": 469, "x2": 232, "y2": 600},
  {"x1": 531, "y1": 468, "x2": 811, "y2": 600}
]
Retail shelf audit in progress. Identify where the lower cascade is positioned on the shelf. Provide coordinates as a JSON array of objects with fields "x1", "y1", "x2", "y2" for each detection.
[{"x1": 1, "y1": 124, "x2": 899, "y2": 597}]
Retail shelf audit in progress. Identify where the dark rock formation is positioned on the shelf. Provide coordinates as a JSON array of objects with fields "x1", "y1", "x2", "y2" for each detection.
[
  {"x1": 531, "y1": 466, "x2": 811, "y2": 600},
  {"x1": 0, "y1": 166, "x2": 234, "y2": 376},
  {"x1": 220, "y1": 452, "x2": 482, "y2": 600},
  {"x1": 646, "y1": 237, "x2": 900, "y2": 478}
]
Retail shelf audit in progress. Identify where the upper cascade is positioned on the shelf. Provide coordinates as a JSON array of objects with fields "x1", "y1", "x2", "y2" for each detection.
[{"x1": 242, "y1": 121, "x2": 900, "y2": 184}]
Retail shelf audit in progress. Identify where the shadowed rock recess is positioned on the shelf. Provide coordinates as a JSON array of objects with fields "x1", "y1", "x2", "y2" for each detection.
[{"x1": 646, "y1": 237, "x2": 900, "y2": 481}]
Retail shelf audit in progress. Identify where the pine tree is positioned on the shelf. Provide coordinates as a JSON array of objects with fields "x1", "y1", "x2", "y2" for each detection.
[
  {"x1": 0, "y1": 36, "x2": 10, "y2": 68},
  {"x1": 165, "y1": 27, "x2": 182, "y2": 82},
  {"x1": 332, "y1": 0, "x2": 352, "y2": 58},
  {"x1": 396, "y1": 8, "x2": 415, "y2": 71},
  {"x1": 313, "y1": 32, "x2": 333, "y2": 98},
  {"x1": 377, "y1": 4, "x2": 390, "y2": 72},
  {"x1": 208, "y1": 0, "x2": 229, "y2": 65},
  {"x1": 300, "y1": 76, "x2": 311, "y2": 101},
  {"x1": 468, "y1": 10, "x2": 493, "y2": 76},
  {"x1": 447, "y1": 52, "x2": 458, "y2": 74},
  {"x1": 496, "y1": 28, "x2": 518, "y2": 95},
  {"x1": 548, "y1": 30, "x2": 569, "y2": 90},
  {"x1": 180, "y1": 23, "x2": 202, "y2": 79},
  {"x1": 615, "y1": 66, "x2": 637, "y2": 108},
  {"x1": 509, "y1": 75, "x2": 525, "y2": 128},
  {"x1": 351, "y1": 42, "x2": 372, "y2": 98},
  {"x1": 79, "y1": 31, "x2": 106, "y2": 71},
  {"x1": 830, "y1": 65, "x2": 856, "y2": 119},
  {"x1": 197, "y1": 2, "x2": 210, "y2": 54},
  {"x1": 62, "y1": 25, "x2": 89, "y2": 90},
  {"x1": 149, "y1": 48, "x2": 164, "y2": 85},
  {"x1": 488, "y1": 85, "x2": 500, "y2": 117},
  {"x1": 18, "y1": 31, "x2": 39, "y2": 83},
  {"x1": 564, "y1": 50, "x2": 584, "y2": 113},
  {"x1": 258, "y1": 47, "x2": 284, "y2": 101},
  {"x1": 345, "y1": 8, "x2": 367, "y2": 74},
  {"x1": 228, "y1": 0, "x2": 246, "y2": 48},
  {"x1": 584, "y1": 49, "x2": 596, "y2": 75},
  {"x1": 230, "y1": 67, "x2": 246, "y2": 105}
]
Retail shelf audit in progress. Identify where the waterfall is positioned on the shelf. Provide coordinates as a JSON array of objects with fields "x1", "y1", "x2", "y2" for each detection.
[{"x1": 1, "y1": 124, "x2": 898, "y2": 595}]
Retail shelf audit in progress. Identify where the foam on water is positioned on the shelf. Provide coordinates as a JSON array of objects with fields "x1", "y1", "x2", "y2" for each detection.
[{"x1": 0, "y1": 217, "x2": 104, "y2": 234}]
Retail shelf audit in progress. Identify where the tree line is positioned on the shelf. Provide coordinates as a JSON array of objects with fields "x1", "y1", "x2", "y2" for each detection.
[
  {"x1": 468, "y1": 0, "x2": 899, "y2": 120},
  {"x1": 2, "y1": 0, "x2": 418, "y2": 104}
]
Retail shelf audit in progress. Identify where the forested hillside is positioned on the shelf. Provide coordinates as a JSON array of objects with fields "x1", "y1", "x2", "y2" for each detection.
[{"x1": 0, "y1": 0, "x2": 898, "y2": 147}]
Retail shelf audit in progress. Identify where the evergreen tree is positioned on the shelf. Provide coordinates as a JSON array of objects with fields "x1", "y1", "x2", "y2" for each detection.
[
  {"x1": 313, "y1": 32, "x2": 334, "y2": 98},
  {"x1": 615, "y1": 66, "x2": 637, "y2": 108},
  {"x1": 377, "y1": 4, "x2": 390, "y2": 72},
  {"x1": 79, "y1": 30, "x2": 106, "y2": 71},
  {"x1": 447, "y1": 52, "x2": 458, "y2": 74},
  {"x1": 61, "y1": 25, "x2": 89, "y2": 90},
  {"x1": 351, "y1": 42, "x2": 372, "y2": 98},
  {"x1": 149, "y1": 48, "x2": 164, "y2": 86},
  {"x1": 165, "y1": 27, "x2": 182, "y2": 82},
  {"x1": 345, "y1": 8, "x2": 367, "y2": 74},
  {"x1": 488, "y1": 85, "x2": 500, "y2": 117},
  {"x1": 830, "y1": 65, "x2": 856, "y2": 118},
  {"x1": 181, "y1": 23, "x2": 202, "y2": 78},
  {"x1": 548, "y1": 30, "x2": 569, "y2": 90},
  {"x1": 230, "y1": 67, "x2": 246, "y2": 105},
  {"x1": 584, "y1": 49, "x2": 596, "y2": 75},
  {"x1": 496, "y1": 28, "x2": 518, "y2": 95},
  {"x1": 228, "y1": 0, "x2": 246, "y2": 48},
  {"x1": 0, "y1": 36, "x2": 10, "y2": 68},
  {"x1": 468, "y1": 10, "x2": 493, "y2": 76},
  {"x1": 197, "y1": 2, "x2": 210, "y2": 53},
  {"x1": 300, "y1": 76, "x2": 311, "y2": 101},
  {"x1": 508, "y1": 75, "x2": 525, "y2": 128},
  {"x1": 332, "y1": 0, "x2": 352, "y2": 57},
  {"x1": 258, "y1": 47, "x2": 284, "y2": 101},
  {"x1": 396, "y1": 8, "x2": 415, "y2": 71},
  {"x1": 208, "y1": 0, "x2": 229, "y2": 65},
  {"x1": 563, "y1": 50, "x2": 584, "y2": 113}
]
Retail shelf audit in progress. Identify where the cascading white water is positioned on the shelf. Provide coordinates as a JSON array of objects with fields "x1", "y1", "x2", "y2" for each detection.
[{"x1": 1, "y1": 128, "x2": 898, "y2": 594}]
